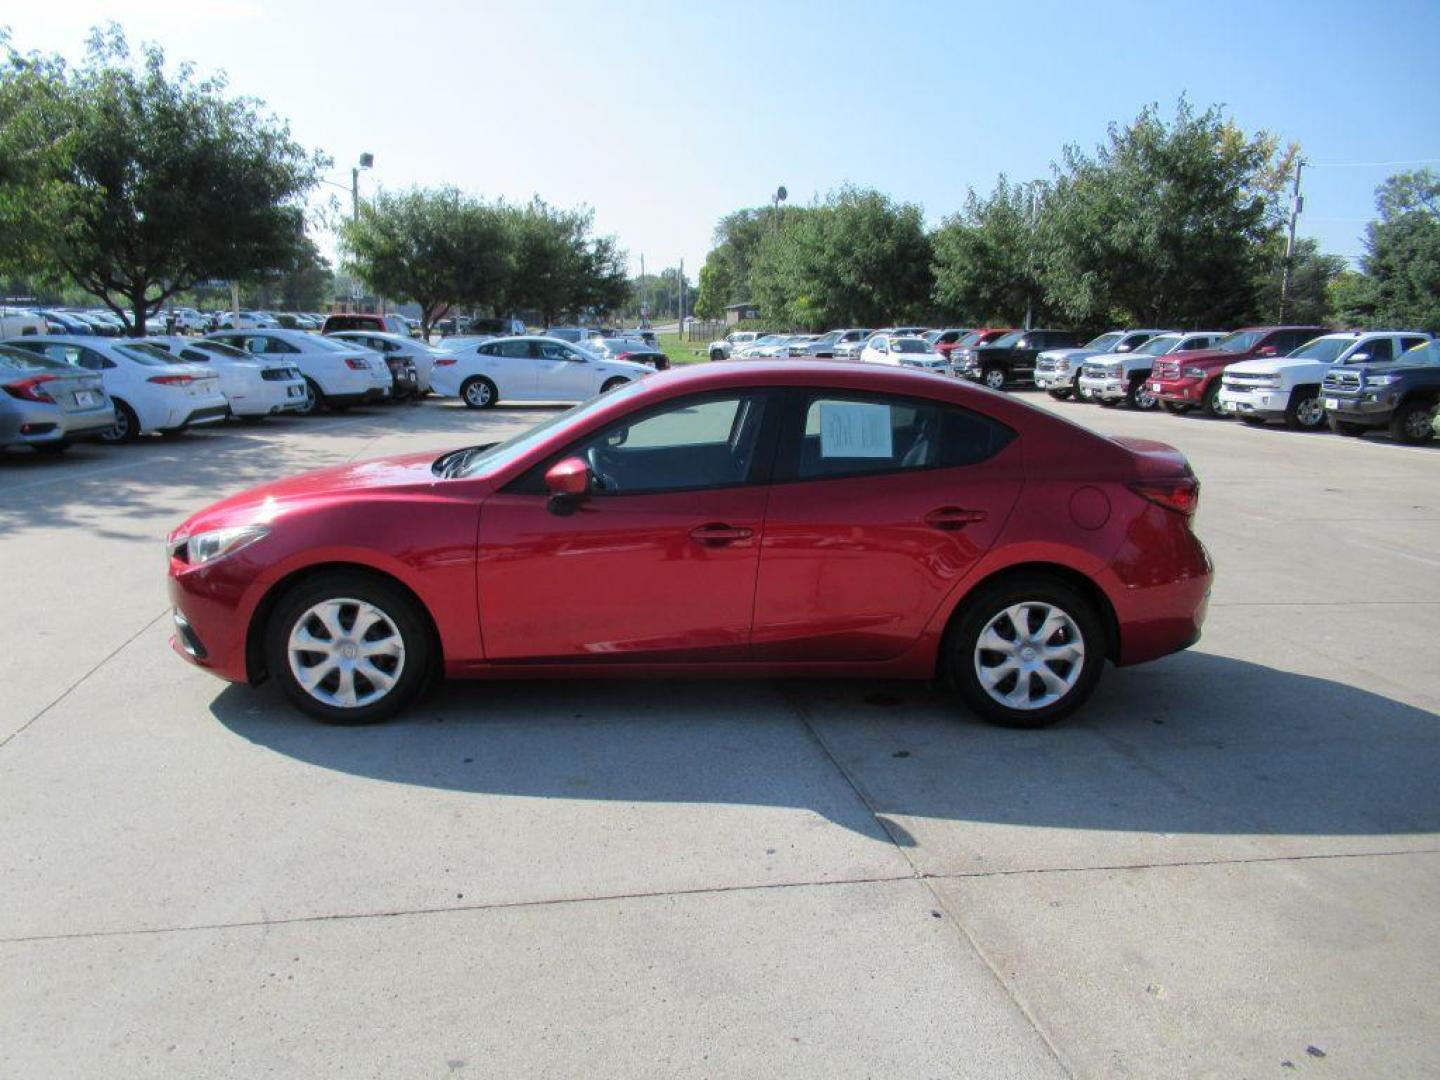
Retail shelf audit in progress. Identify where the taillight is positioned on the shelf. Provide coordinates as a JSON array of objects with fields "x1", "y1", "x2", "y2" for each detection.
[
  {"x1": 1130, "y1": 478, "x2": 1200, "y2": 517},
  {"x1": 345, "y1": 358, "x2": 369, "y2": 370},
  {"x1": 148, "y1": 374, "x2": 195, "y2": 386},
  {"x1": 3, "y1": 375, "x2": 58, "y2": 402}
]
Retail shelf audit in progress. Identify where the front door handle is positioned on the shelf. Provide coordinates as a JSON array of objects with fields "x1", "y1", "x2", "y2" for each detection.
[
  {"x1": 924, "y1": 506, "x2": 987, "y2": 531},
  {"x1": 690, "y1": 523, "x2": 754, "y2": 545}
]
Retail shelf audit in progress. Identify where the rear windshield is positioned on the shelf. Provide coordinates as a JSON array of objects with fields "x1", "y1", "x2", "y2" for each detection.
[
  {"x1": 183, "y1": 339, "x2": 251, "y2": 360},
  {"x1": 893, "y1": 338, "x2": 931, "y2": 354},
  {"x1": 113, "y1": 343, "x2": 177, "y2": 367},
  {"x1": 0, "y1": 344, "x2": 71, "y2": 371}
]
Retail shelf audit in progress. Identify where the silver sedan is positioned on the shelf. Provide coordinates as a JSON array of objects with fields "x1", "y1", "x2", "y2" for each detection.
[{"x1": 0, "y1": 343, "x2": 115, "y2": 453}]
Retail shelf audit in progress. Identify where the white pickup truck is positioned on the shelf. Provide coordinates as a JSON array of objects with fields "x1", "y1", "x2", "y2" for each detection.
[
  {"x1": 1218, "y1": 330, "x2": 1432, "y2": 429},
  {"x1": 1077, "y1": 332, "x2": 1221, "y2": 409},
  {"x1": 0, "y1": 307, "x2": 47, "y2": 338},
  {"x1": 707, "y1": 331, "x2": 760, "y2": 361}
]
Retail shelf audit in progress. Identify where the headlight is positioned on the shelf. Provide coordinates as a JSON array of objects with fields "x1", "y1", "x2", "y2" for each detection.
[
  {"x1": 172, "y1": 524, "x2": 269, "y2": 566},
  {"x1": 1057, "y1": 359, "x2": 1071, "y2": 370},
  {"x1": 1366, "y1": 374, "x2": 1399, "y2": 386},
  {"x1": 1183, "y1": 367, "x2": 1207, "y2": 378}
]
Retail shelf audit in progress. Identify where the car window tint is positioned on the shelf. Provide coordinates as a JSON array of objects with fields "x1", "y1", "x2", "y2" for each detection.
[
  {"x1": 793, "y1": 394, "x2": 1014, "y2": 480},
  {"x1": 1363, "y1": 338, "x2": 1393, "y2": 363},
  {"x1": 566, "y1": 393, "x2": 769, "y2": 495},
  {"x1": 497, "y1": 340, "x2": 532, "y2": 359},
  {"x1": 1400, "y1": 337, "x2": 1428, "y2": 354}
]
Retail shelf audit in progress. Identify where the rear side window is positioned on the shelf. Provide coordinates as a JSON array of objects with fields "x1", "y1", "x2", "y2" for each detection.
[{"x1": 784, "y1": 393, "x2": 1014, "y2": 481}]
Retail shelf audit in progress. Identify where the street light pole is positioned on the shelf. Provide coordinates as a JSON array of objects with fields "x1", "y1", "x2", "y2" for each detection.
[{"x1": 1278, "y1": 158, "x2": 1306, "y2": 322}]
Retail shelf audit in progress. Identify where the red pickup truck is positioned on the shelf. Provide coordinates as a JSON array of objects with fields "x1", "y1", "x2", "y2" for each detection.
[{"x1": 1149, "y1": 326, "x2": 1327, "y2": 417}]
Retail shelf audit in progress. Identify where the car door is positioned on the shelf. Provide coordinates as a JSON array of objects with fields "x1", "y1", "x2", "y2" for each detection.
[
  {"x1": 477, "y1": 390, "x2": 779, "y2": 662},
  {"x1": 750, "y1": 390, "x2": 1023, "y2": 662},
  {"x1": 531, "y1": 339, "x2": 598, "y2": 399}
]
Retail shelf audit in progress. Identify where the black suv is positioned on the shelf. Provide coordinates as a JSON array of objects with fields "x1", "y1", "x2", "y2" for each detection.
[
  {"x1": 1322, "y1": 337, "x2": 1440, "y2": 443},
  {"x1": 958, "y1": 329, "x2": 1084, "y2": 390}
]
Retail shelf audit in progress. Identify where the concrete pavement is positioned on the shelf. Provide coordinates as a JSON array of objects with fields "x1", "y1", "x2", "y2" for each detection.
[{"x1": 1, "y1": 389, "x2": 1436, "y2": 1078}]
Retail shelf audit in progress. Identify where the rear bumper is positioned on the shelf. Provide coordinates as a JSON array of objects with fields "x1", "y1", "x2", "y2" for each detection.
[{"x1": 1106, "y1": 506, "x2": 1214, "y2": 667}]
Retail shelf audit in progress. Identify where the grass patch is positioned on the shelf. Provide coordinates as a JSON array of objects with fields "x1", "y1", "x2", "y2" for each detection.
[{"x1": 657, "y1": 331, "x2": 711, "y2": 367}]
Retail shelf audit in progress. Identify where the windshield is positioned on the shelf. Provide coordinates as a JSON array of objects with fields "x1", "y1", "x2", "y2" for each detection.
[
  {"x1": 114, "y1": 343, "x2": 178, "y2": 367},
  {"x1": 450, "y1": 380, "x2": 648, "y2": 478},
  {"x1": 1135, "y1": 335, "x2": 1181, "y2": 357},
  {"x1": 1287, "y1": 337, "x2": 1351, "y2": 363},
  {"x1": 990, "y1": 331, "x2": 1024, "y2": 349},
  {"x1": 1083, "y1": 332, "x2": 1123, "y2": 352},
  {"x1": 0, "y1": 344, "x2": 71, "y2": 371},
  {"x1": 956, "y1": 331, "x2": 985, "y2": 347},
  {"x1": 1215, "y1": 330, "x2": 1263, "y2": 353},
  {"x1": 893, "y1": 338, "x2": 931, "y2": 354}
]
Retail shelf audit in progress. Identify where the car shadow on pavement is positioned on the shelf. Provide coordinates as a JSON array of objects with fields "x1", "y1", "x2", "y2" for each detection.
[{"x1": 210, "y1": 650, "x2": 1440, "y2": 841}]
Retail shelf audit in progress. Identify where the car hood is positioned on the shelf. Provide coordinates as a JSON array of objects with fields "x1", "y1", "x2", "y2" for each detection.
[
  {"x1": 1224, "y1": 359, "x2": 1301, "y2": 376},
  {"x1": 1159, "y1": 347, "x2": 1247, "y2": 368},
  {"x1": 1342, "y1": 359, "x2": 1435, "y2": 378},
  {"x1": 172, "y1": 450, "x2": 467, "y2": 537},
  {"x1": 1040, "y1": 348, "x2": 1098, "y2": 362}
]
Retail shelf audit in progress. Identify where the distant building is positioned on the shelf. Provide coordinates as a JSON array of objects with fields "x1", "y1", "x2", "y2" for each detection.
[{"x1": 725, "y1": 303, "x2": 760, "y2": 325}]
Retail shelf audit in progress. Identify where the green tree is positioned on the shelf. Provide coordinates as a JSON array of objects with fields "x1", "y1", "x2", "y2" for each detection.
[
  {"x1": 499, "y1": 199, "x2": 627, "y2": 325},
  {"x1": 1355, "y1": 169, "x2": 1440, "y2": 331},
  {"x1": 340, "y1": 186, "x2": 512, "y2": 336},
  {"x1": 931, "y1": 176, "x2": 1049, "y2": 325},
  {"x1": 2, "y1": 26, "x2": 324, "y2": 335},
  {"x1": 1252, "y1": 236, "x2": 1344, "y2": 325},
  {"x1": 748, "y1": 187, "x2": 932, "y2": 329},
  {"x1": 1040, "y1": 100, "x2": 1292, "y2": 328},
  {"x1": 694, "y1": 208, "x2": 770, "y2": 320}
]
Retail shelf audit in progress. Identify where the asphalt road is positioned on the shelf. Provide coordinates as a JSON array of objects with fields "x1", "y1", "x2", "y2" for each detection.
[{"x1": 2, "y1": 388, "x2": 1437, "y2": 1079}]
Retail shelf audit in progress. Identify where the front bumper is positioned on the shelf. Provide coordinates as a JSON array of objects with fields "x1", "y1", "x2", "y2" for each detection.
[
  {"x1": 1216, "y1": 387, "x2": 1284, "y2": 417},
  {"x1": 1321, "y1": 391, "x2": 1398, "y2": 425},
  {"x1": 1150, "y1": 377, "x2": 1205, "y2": 403},
  {"x1": 1077, "y1": 375, "x2": 1126, "y2": 401},
  {"x1": 1033, "y1": 369, "x2": 1074, "y2": 390}
]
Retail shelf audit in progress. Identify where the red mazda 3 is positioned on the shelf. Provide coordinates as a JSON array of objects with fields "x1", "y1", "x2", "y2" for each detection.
[{"x1": 167, "y1": 362, "x2": 1212, "y2": 728}]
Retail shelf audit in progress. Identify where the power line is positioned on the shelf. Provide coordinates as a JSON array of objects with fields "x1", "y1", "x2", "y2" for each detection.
[{"x1": 1306, "y1": 157, "x2": 1440, "y2": 168}]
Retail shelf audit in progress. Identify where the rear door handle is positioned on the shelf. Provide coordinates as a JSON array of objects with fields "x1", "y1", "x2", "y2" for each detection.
[
  {"x1": 924, "y1": 507, "x2": 987, "y2": 531},
  {"x1": 690, "y1": 523, "x2": 754, "y2": 544}
]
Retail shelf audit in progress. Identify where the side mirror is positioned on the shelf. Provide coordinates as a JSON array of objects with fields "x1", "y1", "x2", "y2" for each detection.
[
  {"x1": 1116, "y1": 344, "x2": 1132, "y2": 352},
  {"x1": 1256, "y1": 345, "x2": 1278, "y2": 357},
  {"x1": 1349, "y1": 352, "x2": 1369, "y2": 363},
  {"x1": 545, "y1": 456, "x2": 591, "y2": 515}
]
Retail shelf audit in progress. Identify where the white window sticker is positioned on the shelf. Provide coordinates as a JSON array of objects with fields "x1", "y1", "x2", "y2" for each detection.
[{"x1": 819, "y1": 401, "x2": 893, "y2": 458}]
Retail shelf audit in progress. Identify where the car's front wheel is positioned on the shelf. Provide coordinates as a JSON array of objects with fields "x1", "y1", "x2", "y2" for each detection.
[
  {"x1": 265, "y1": 572, "x2": 433, "y2": 724},
  {"x1": 982, "y1": 367, "x2": 1006, "y2": 391},
  {"x1": 1047, "y1": 387, "x2": 1072, "y2": 401},
  {"x1": 1127, "y1": 375, "x2": 1158, "y2": 410},
  {"x1": 1390, "y1": 399, "x2": 1437, "y2": 444},
  {"x1": 945, "y1": 576, "x2": 1105, "y2": 728},
  {"x1": 1284, "y1": 385, "x2": 1325, "y2": 430}
]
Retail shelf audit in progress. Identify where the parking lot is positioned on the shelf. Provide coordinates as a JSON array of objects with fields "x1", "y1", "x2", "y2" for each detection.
[{"x1": 2, "y1": 392, "x2": 1438, "y2": 1078}]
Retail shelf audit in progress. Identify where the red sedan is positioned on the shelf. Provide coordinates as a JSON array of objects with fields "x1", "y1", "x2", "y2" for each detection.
[{"x1": 167, "y1": 362, "x2": 1212, "y2": 728}]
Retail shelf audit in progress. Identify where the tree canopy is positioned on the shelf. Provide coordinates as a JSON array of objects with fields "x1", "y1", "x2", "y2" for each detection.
[{"x1": 1, "y1": 26, "x2": 324, "y2": 335}]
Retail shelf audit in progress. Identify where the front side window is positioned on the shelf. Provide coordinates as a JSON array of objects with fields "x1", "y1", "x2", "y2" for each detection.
[
  {"x1": 1356, "y1": 338, "x2": 1393, "y2": 363},
  {"x1": 549, "y1": 393, "x2": 771, "y2": 496},
  {"x1": 787, "y1": 393, "x2": 1014, "y2": 481},
  {"x1": 497, "y1": 340, "x2": 533, "y2": 359}
]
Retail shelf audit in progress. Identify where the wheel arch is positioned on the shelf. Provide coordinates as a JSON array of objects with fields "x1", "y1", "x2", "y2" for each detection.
[
  {"x1": 934, "y1": 561, "x2": 1121, "y2": 679},
  {"x1": 245, "y1": 561, "x2": 444, "y2": 685}
]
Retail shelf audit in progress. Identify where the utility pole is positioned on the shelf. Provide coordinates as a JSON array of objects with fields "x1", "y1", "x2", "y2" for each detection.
[
  {"x1": 678, "y1": 257, "x2": 684, "y2": 326},
  {"x1": 1023, "y1": 184, "x2": 1041, "y2": 331},
  {"x1": 640, "y1": 254, "x2": 647, "y2": 326},
  {"x1": 1278, "y1": 158, "x2": 1306, "y2": 322}
]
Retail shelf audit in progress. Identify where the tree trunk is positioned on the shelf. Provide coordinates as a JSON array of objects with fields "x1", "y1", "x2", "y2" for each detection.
[{"x1": 130, "y1": 293, "x2": 148, "y2": 338}]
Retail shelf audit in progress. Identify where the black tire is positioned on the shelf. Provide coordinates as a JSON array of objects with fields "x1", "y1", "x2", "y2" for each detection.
[
  {"x1": 944, "y1": 574, "x2": 1106, "y2": 729},
  {"x1": 1076, "y1": 381, "x2": 1095, "y2": 402},
  {"x1": 1200, "y1": 381, "x2": 1226, "y2": 419},
  {"x1": 264, "y1": 571, "x2": 433, "y2": 725},
  {"x1": 1047, "y1": 387, "x2": 1072, "y2": 401},
  {"x1": 601, "y1": 377, "x2": 630, "y2": 393},
  {"x1": 1161, "y1": 401, "x2": 1193, "y2": 415},
  {"x1": 982, "y1": 367, "x2": 1007, "y2": 391},
  {"x1": 461, "y1": 376, "x2": 498, "y2": 409},
  {"x1": 32, "y1": 440, "x2": 71, "y2": 455},
  {"x1": 1389, "y1": 399, "x2": 1437, "y2": 444},
  {"x1": 295, "y1": 378, "x2": 323, "y2": 416},
  {"x1": 1125, "y1": 374, "x2": 1158, "y2": 410},
  {"x1": 1283, "y1": 385, "x2": 1325, "y2": 430},
  {"x1": 1327, "y1": 417, "x2": 1366, "y2": 437},
  {"x1": 709, "y1": 349, "x2": 725, "y2": 362},
  {"x1": 101, "y1": 399, "x2": 140, "y2": 443}
]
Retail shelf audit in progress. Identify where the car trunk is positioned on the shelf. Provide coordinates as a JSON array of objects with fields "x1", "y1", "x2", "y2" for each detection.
[{"x1": 1108, "y1": 436, "x2": 1192, "y2": 479}]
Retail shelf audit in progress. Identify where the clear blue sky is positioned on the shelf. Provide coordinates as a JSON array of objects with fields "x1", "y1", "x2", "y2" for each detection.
[{"x1": 7, "y1": 0, "x2": 1439, "y2": 280}]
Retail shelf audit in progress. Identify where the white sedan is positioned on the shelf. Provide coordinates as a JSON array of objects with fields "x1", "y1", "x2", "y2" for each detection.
[
  {"x1": 860, "y1": 334, "x2": 948, "y2": 372},
  {"x1": 5, "y1": 335, "x2": 228, "y2": 440},
  {"x1": 326, "y1": 330, "x2": 447, "y2": 393},
  {"x1": 148, "y1": 336, "x2": 308, "y2": 419},
  {"x1": 432, "y1": 335, "x2": 653, "y2": 408},
  {"x1": 207, "y1": 329, "x2": 391, "y2": 413}
]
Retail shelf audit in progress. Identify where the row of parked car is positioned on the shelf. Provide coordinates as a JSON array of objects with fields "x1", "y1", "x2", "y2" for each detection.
[
  {"x1": 0, "y1": 319, "x2": 673, "y2": 453},
  {"x1": 707, "y1": 325, "x2": 1440, "y2": 444}
]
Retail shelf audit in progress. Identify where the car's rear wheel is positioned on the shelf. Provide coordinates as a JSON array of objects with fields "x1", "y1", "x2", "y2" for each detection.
[
  {"x1": 982, "y1": 367, "x2": 1006, "y2": 391},
  {"x1": 265, "y1": 572, "x2": 432, "y2": 724},
  {"x1": 295, "y1": 378, "x2": 322, "y2": 416},
  {"x1": 1160, "y1": 401, "x2": 1192, "y2": 415},
  {"x1": 1390, "y1": 399, "x2": 1437, "y2": 444},
  {"x1": 461, "y1": 376, "x2": 497, "y2": 409},
  {"x1": 1284, "y1": 386, "x2": 1325, "y2": 430},
  {"x1": 101, "y1": 399, "x2": 140, "y2": 443},
  {"x1": 1328, "y1": 417, "x2": 1365, "y2": 437},
  {"x1": 945, "y1": 576, "x2": 1105, "y2": 728}
]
